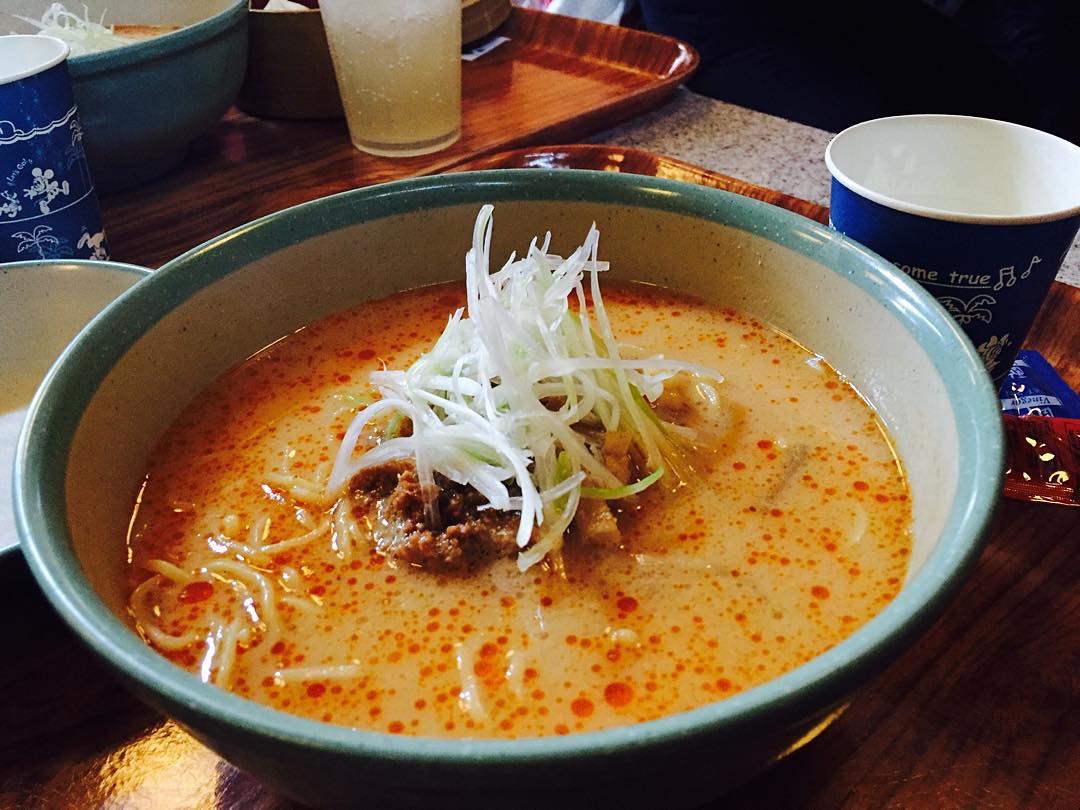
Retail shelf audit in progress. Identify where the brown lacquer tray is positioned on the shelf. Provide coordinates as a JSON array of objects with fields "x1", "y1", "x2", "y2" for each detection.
[
  {"x1": 99, "y1": 8, "x2": 697, "y2": 268},
  {"x1": 455, "y1": 143, "x2": 831, "y2": 224}
]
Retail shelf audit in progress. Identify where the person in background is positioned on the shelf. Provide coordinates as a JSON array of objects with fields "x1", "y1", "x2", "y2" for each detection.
[{"x1": 634, "y1": 0, "x2": 1080, "y2": 143}]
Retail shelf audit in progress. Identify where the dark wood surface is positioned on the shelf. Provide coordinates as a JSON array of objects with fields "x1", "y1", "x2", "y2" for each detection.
[{"x1": 3, "y1": 138, "x2": 1079, "y2": 807}]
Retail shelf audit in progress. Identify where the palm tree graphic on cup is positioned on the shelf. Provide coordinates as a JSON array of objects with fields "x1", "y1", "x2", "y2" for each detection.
[{"x1": 12, "y1": 224, "x2": 65, "y2": 259}]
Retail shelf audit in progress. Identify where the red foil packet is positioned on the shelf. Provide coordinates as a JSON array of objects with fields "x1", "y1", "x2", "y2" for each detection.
[{"x1": 1003, "y1": 415, "x2": 1080, "y2": 506}]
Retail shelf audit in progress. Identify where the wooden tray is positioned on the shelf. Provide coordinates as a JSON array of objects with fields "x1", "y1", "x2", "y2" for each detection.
[
  {"x1": 100, "y1": 8, "x2": 697, "y2": 268},
  {"x1": 455, "y1": 143, "x2": 831, "y2": 224}
]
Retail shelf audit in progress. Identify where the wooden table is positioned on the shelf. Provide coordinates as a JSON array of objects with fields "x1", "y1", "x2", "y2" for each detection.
[{"x1": 3, "y1": 96, "x2": 1078, "y2": 809}]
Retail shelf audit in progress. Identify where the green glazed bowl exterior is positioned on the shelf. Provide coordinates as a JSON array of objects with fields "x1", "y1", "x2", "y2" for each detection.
[
  {"x1": 15, "y1": 171, "x2": 1003, "y2": 809},
  {"x1": 65, "y1": 1, "x2": 247, "y2": 192}
]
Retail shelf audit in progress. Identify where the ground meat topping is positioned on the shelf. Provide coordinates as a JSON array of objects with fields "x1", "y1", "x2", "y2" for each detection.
[{"x1": 351, "y1": 462, "x2": 524, "y2": 573}]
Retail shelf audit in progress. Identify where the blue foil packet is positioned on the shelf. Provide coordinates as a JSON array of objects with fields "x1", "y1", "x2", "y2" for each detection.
[{"x1": 999, "y1": 350, "x2": 1080, "y2": 418}]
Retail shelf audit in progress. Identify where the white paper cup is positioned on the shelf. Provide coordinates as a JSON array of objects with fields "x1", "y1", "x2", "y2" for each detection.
[{"x1": 826, "y1": 115, "x2": 1080, "y2": 381}]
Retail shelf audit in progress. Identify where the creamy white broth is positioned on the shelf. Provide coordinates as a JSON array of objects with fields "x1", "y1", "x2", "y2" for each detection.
[{"x1": 126, "y1": 281, "x2": 911, "y2": 738}]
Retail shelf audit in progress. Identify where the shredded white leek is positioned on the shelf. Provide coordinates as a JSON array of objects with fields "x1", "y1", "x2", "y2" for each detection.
[
  {"x1": 14, "y1": 4, "x2": 135, "y2": 56},
  {"x1": 327, "y1": 205, "x2": 723, "y2": 570}
]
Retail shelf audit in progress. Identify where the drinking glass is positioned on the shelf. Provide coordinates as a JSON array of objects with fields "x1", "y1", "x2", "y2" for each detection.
[{"x1": 319, "y1": 0, "x2": 462, "y2": 157}]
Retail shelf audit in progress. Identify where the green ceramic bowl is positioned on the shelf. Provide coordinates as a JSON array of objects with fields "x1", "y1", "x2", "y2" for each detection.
[
  {"x1": 15, "y1": 171, "x2": 1003, "y2": 809},
  {"x1": 9, "y1": 0, "x2": 248, "y2": 192}
]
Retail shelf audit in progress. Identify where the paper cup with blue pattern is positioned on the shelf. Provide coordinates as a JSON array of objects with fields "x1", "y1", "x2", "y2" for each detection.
[
  {"x1": 1, "y1": 35, "x2": 108, "y2": 263},
  {"x1": 826, "y1": 115, "x2": 1080, "y2": 382}
]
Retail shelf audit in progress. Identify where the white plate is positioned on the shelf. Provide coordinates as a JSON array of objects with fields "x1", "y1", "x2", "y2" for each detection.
[{"x1": 1, "y1": 260, "x2": 148, "y2": 556}]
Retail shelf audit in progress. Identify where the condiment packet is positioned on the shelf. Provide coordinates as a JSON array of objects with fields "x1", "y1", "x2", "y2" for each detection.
[
  {"x1": 260, "y1": 0, "x2": 312, "y2": 11},
  {"x1": 462, "y1": 35, "x2": 512, "y2": 62},
  {"x1": 999, "y1": 350, "x2": 1080, "y2": 418},
  {"x1": 1002, "y1": 415, "x2": 1080, "y2": 506}
]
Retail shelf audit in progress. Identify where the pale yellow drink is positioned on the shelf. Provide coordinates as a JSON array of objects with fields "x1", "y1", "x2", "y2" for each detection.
[{"x1": 320, "y1": 0, "x2": 462, "y2": 157}]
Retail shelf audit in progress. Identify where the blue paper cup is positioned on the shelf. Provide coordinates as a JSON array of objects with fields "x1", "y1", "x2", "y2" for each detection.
[
  {"x1": 826, "y1": 115, "x2": 1080, "y2": 381},
  {"x1": 1, "y1": 35, "x2": 108, "y2": 263}
]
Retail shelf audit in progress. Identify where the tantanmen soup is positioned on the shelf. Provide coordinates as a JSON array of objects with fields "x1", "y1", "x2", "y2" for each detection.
[{"x1": 126, "y1": 281, "x2": 910, "y2": 738}]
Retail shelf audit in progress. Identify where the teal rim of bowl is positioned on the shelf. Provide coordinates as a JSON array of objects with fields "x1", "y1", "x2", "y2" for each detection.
[
  {"x1": 68, "y1": 0, "x2": 247, "y2": 77},
  {"x1": 16, "y1": 169, "x2": 1004, "y2": 764}
]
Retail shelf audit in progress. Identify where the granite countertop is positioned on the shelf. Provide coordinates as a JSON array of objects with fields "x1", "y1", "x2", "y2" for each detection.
[{"x1": 591, "y1": 89, "x2": 1080, "y2": 288}]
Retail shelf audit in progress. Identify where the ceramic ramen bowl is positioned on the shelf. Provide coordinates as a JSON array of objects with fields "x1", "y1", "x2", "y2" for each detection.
[
  {"x1": 15, "y1": 171, "x2": 1003, "y2": 809},
  {"x1": 0, "y1": 259, "x2": 149, "y2": 564},
  {"x1": 8, "y1": 0, "x2": 247, "y2": 192}
]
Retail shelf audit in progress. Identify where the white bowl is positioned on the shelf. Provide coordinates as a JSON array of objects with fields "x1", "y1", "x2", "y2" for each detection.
[{"x1": 0, "y1": 259, "x2": 148, "y2": 557}]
